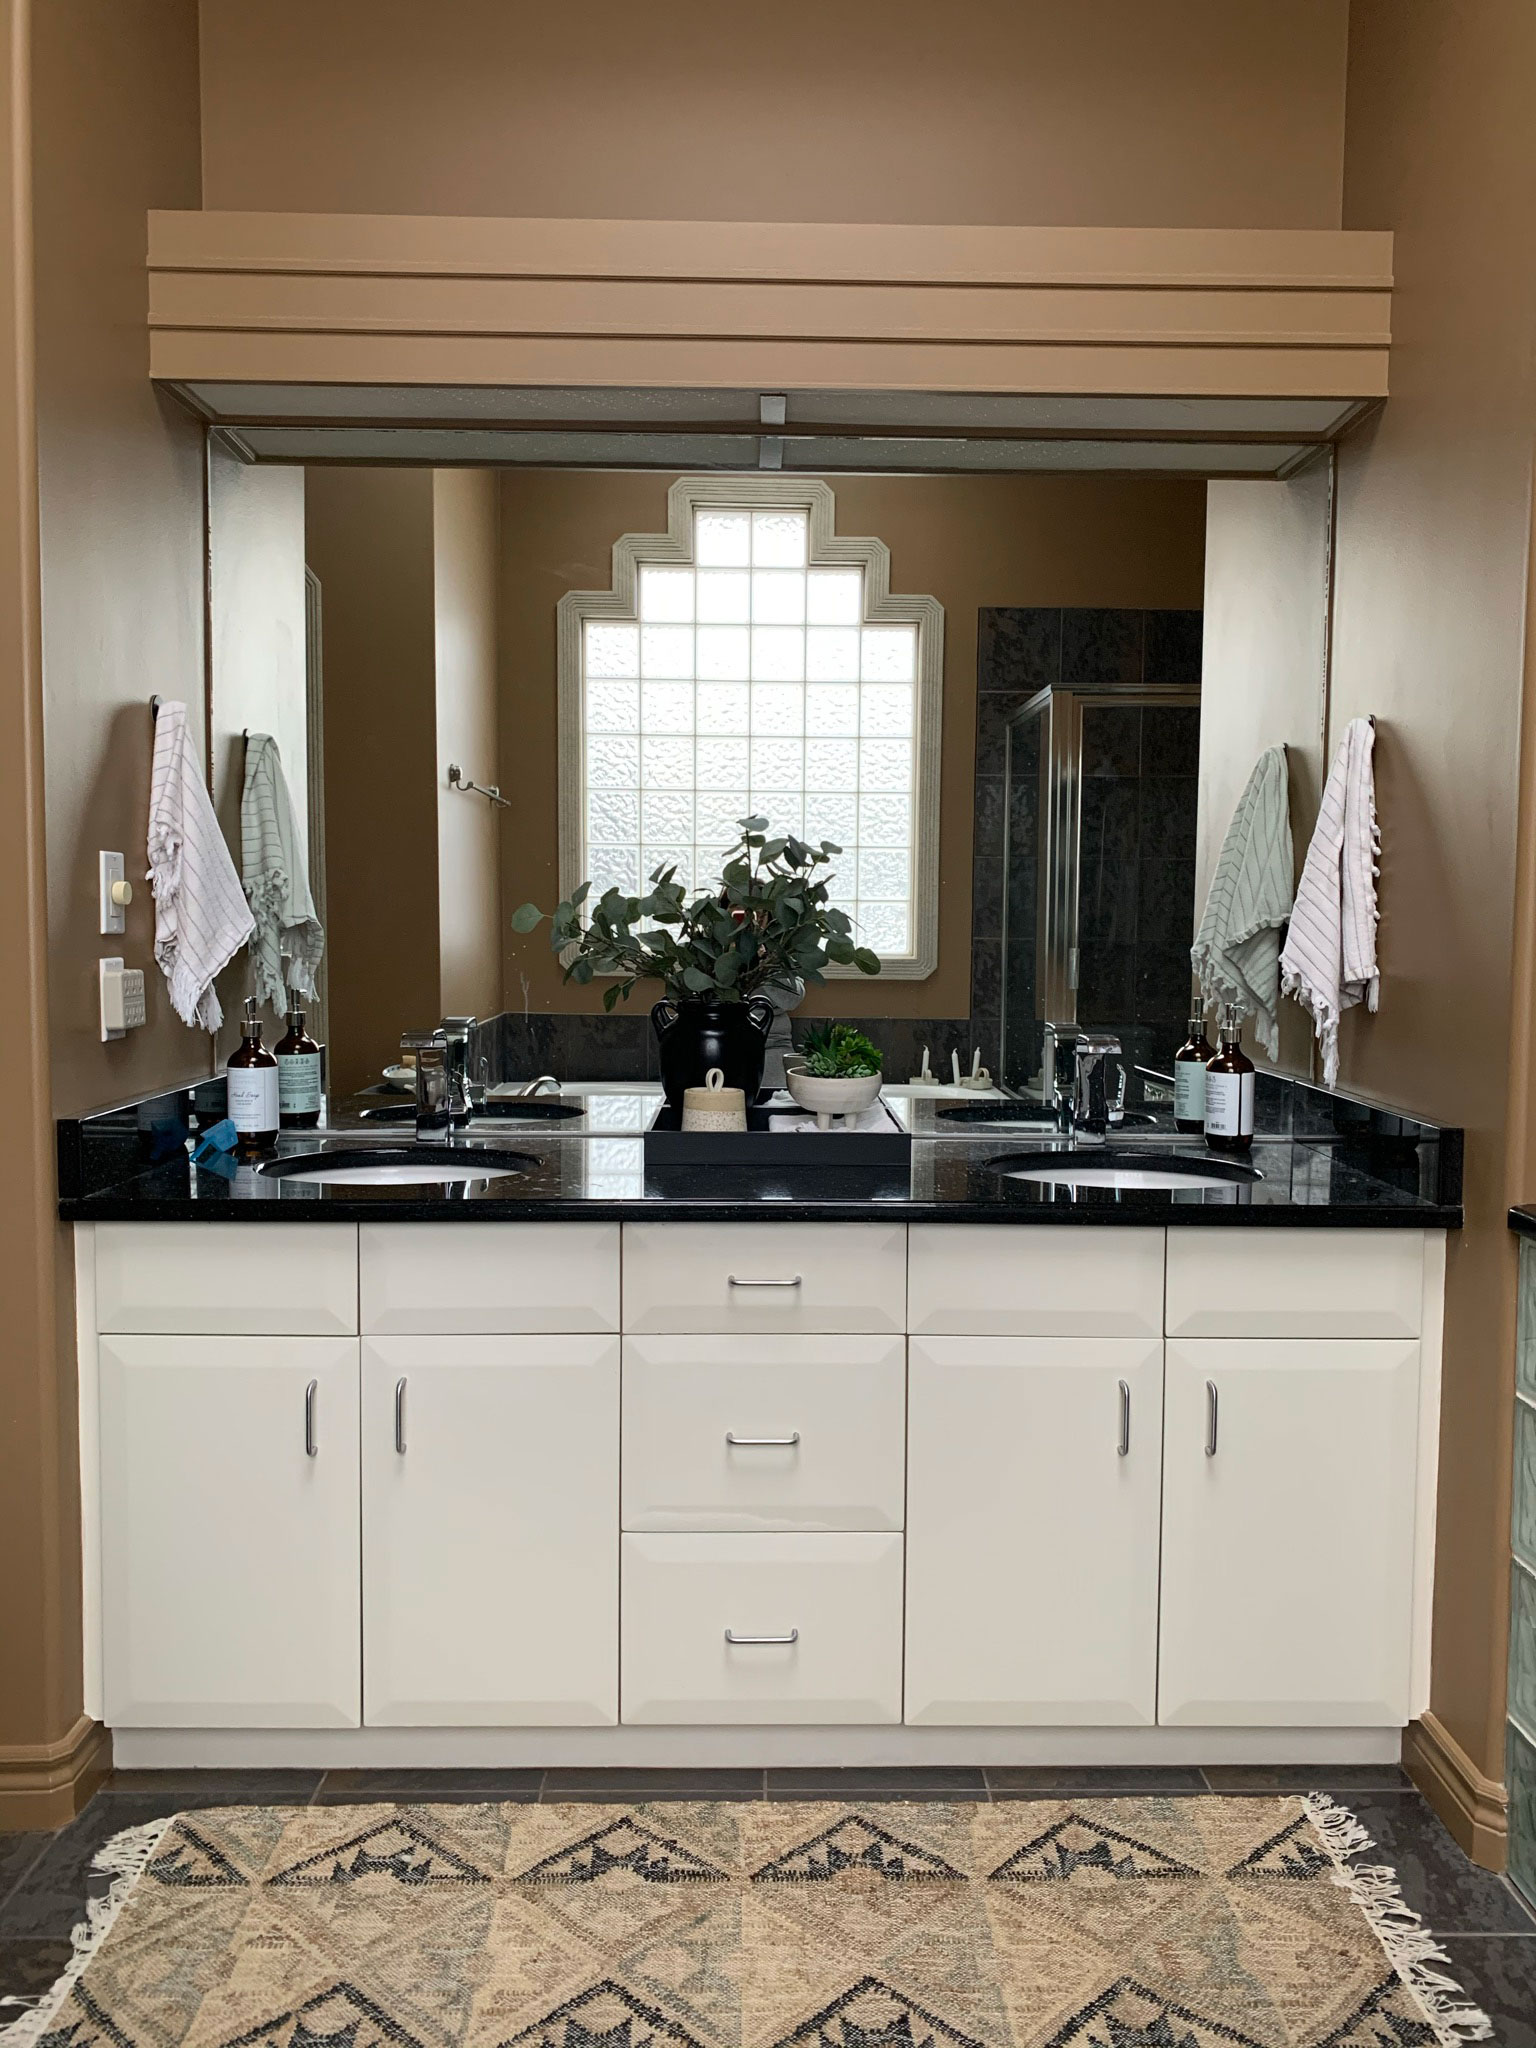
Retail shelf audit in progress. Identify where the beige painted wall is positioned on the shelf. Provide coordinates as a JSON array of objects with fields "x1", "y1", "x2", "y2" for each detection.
[
  {"x1": 197, "y1": 0, "x2": 1347, "y2": 230},
  {"x1": 434, "y1": 468, "x2": 502, "y2": 1021},
  {"x1": 1329, "y1": 0, "x2": 1536, "y2": 1819},
  {"x1": 500, "y1": 470, "x2": 1206, "y2": 1018},
  {"x1": 1197, "y1": 469, "x2": 1332, "y2": 1079}
]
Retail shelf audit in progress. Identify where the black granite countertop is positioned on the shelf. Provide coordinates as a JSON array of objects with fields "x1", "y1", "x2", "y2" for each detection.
[{"x1": 57, "y1": 1079, "x2": 1462, "y2": 1228}]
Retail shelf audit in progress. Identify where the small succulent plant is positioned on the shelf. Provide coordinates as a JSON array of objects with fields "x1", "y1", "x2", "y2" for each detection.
[{"x1": 796, "y1": 1022, "x2": 882, "y2": 1079}]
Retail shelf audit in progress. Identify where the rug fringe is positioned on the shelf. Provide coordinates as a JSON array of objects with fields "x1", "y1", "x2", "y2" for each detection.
[
  {"x1": 0, "y1": 1815, "x2": 179, "y2": 2048},
  {"x1": 1304, "y1": 1792, "x2": 1494, "y2": 2045}
]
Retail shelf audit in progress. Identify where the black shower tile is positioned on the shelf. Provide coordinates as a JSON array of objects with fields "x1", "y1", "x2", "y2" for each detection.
[
  {"x1": 977, "y1": 608, "x2": 1060, "y2": 693},
  {"x1": 1078, "y1": 782, "x2": 1140, "y2": 943},
  {"x1": 1137, "y1": 776, "x2": 1199, "y2": 861},
  {"x1": 1436, "y1": 1935, "x2": 1536, "y2": 2047},
  {"x1": 1137, "y1": 859, "x2": 1198, "y2": 946},
  {"x1": 1144, "y1": 608, "x2": 1204, "y2": 686},
  {"x1": 1077, "y1": 942, "x2": 1135, "y2": 1020},
  {"x1": 969, "y1": 939, "x2": 1003, "y2": 1022},
  {"x1": 313, "y1": 1769, "x2": 542, "y2": 1805},
  {"x1": 1140, "y1": 702, "x2": 1201, "y2": 776},
  {"x1": 985, "y1": 1766, "x2": 1206, "y2": 1797},
  {"x1": 975, "y1": 692, "x2": 1028, "y2": 778},
  {"x1": 972, "y1": 775, "x2": 1006, "y2": 860},
  {"x1": 1137, "y1": 943, "x2": 1199, "y2": 1029},
  {"x1": 1080, "y1": 703, "x2": 1142, "y2": 778},
  {"x1": 969, "y1": 1011, "x2": 1002, "y2": 1078},
  {"x1": 972, "y1": 848, "x2": 1004, "y2": 945},
  {"x1": 0, "y1": 1937, "x2": 72, "y2": 2005},
  {"x1": 1061, "y1": 608, "x2": 1144, "y2": 689},
  {"x1": 1339, "y1": 1795, "x2": 1536, "y2": 1935}
]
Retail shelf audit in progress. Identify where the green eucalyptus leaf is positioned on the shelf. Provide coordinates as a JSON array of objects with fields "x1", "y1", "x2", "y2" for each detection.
[{"x1": 509, "y1": 902, "x2": 544, "y2": 933}]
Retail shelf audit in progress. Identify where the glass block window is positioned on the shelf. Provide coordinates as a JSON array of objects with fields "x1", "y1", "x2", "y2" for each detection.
[{"x1": 561, "y1": 482, "x2": 941, "y2": 975}]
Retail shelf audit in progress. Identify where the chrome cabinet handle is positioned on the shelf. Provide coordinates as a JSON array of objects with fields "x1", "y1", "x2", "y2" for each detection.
[
  {"x1": 724, "y1": 1629, "x2": 799, "y2": 1645},
  {"x1": 1205, "y1": 1379, "x2": 1219, "y2": 1457},
  {"x1": 304, "y1": 1379, "x2": 318, "y2": 1458},
  {"x1": 727, "y1": 1274, "x2": 803, "y2": 1289},
  {"x1": 726, "y1": 1431, "x2": 801, "y2": 1447},
  {"x1": 394, "y1": 1377, "x2": 407, "y2": 1455},
  {"x1": 1117, "y1": 1380, "x2": 1130, "y2": 1458}
]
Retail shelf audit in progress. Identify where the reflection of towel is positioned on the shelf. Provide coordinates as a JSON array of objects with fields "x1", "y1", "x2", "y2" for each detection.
[
  {"x1": 1190, "y1": 747, "x2": 1294, "y2": 1059},
  {"x1": 146, "y1": 700, "x2": 254, "y2": 1032},
  {"x1": 1281, "y1": 717, "x2": 1380, "y2": 1088},
  {"x1": 241, "y1": 733, "x2": 324, "y2": 1009}
]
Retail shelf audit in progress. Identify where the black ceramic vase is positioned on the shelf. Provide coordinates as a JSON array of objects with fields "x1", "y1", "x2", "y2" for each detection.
[{"x1": 652, "y1": 996, "x2": 777, "y2": 1107}]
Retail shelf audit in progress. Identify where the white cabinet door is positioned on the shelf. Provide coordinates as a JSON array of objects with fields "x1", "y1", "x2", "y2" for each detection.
[
  {"x1": 1159, "y1": 1339, "x2": 1420, "y2": 1726},
  {"x1": 99, "y1": 1336, "x2": 360, "y2": 1727},
  {"x1": 362, "y1": 1335, "x2": 619, "y2": 1725},
  {"x1": 905, "y1": 1337, "x2": 1163, "y2": 1725}
]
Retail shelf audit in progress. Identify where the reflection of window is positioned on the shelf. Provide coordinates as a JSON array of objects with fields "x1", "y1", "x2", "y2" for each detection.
[{"x1": 558, "y1": 478, "x2": 943, "y2": 976}]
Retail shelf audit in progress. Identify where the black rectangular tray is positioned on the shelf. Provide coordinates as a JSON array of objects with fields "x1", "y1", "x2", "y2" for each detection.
[{"x1": 644, "y1": 1097, "x2": 912, "y2": 1168}]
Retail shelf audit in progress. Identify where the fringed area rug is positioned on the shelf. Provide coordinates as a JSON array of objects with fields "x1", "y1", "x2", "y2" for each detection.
[{"x1": 0, "y1": 1797, "x2": 1492, "y2": 2048}]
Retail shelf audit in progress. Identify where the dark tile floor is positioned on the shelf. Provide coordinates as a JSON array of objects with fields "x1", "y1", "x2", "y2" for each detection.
[{"x1": 1, "y1": 1766, "x2": 1532, "y2": 2042}]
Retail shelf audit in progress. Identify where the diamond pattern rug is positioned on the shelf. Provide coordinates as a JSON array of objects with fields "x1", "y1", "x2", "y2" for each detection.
[{"x1": 0, "y1": 1798, "x2": 1492, "y2": 2048}]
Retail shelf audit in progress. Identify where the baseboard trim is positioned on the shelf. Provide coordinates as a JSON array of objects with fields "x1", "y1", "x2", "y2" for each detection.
[
  {"x1": 0, "y1": 1715, "x2": 112, "y2": 1831},
  {"x1": 1404, "y1": 1710, "x2": 1507, "y2": 1870}
]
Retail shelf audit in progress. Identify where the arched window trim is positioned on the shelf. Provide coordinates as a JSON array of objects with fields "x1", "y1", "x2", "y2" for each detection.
[{"x1": 556, "y1": 475, "x2": 943, "y2": 978}]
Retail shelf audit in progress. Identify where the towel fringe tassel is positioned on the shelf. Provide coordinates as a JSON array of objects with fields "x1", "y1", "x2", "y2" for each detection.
[{"x1": 1304, "y1": 1793, "x2": 1493, "y2": 2045}]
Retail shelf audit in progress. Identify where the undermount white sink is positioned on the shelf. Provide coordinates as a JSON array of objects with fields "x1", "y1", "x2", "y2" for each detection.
[
  {"x1": 998, "y1": 1148, "x2": 1261, "y2": 1192},
  {"x1": 260, "y1": 1147, "x2": 536, "y2": 1188}
]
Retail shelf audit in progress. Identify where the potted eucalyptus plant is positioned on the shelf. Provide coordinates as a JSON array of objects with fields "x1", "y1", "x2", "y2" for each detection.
[{"x1": 511, "y1": 819, "x2": 881, "y2": 1104}]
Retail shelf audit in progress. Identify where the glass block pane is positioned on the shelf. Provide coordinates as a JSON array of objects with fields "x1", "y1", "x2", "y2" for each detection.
[
  {"x1": 641, "y1": 623, "x2": 693, "y2": 678},
  {"x1": 861, "y1": 683, "x2": 914, "y2": 737},
  {"x1": 752, "y1": 570, "x2": 806, "y2": 625},
  {"x1": 751, "y1": 737, "x2": 803, "y2": 787},
  {"x1": 858, "y1": 902, "x2": 910, "y2": 953},
  {"x1": 585, "y1": 621, "x2": 640, "y2": 679},
  {"x1": 641, "y1": 736, "x2": 693, "y2": 789},
  {"x1": 807, "y1": 568, "x2": 863, "y2": 625},
  {"x1": 588, "y1": 846, "x2": 640, "y2": 897},
  {"x1": 804, "y1": 793, "x2": 859, "y2": 848},
  {"x1": 585, "y1": 678, "x2": 639, "y2": 734},
  {"x1": 641, "y1": 682, "x2": 694, "y2": 734},
  {"x1": 588, "y1": 790, "x2": 639, "y2": 843},
  {"x1": 751, "y1": 625, "x2": 805, "y2": 682},
  {"x1": 1520, "y1": 1240, "x2": 1536, "y2": 1401},
  {"x1": 588, "y1": 735, "x2": 639, "y2": 788},
  {"x1": 860, "y1": 791, "x2": 912, "y2": 845},
  {"x1": 861, "y1": 625, "x2": 917, "y2": 682},
  {"x1": 696, "y1": 792, "x2": 750, "y2": 848},
  {"x1": 696, "y1": 736, "x2": 748, "y2": 784},
  {"x1": 806, "y1": 627, "x2": 861, "y2": 682},
  {"x1": 1512, "y1": 1558, "x2": 1536, "y2": 1741},
  {"x1": 751, "y1": 682, "x2": 802, "y2": 735},
  {"x1": 752, "y1": 509, "x2": 807, "y2": 567},
  {"x1": 1510, "y1": 1718, "x2": 1536, "y2": 1909},
  {"x1": 643, "y1": 846, "x2": 692, "y2": 890},
  {"x1": 806, "y1": 683, "x2": 861, "y2": 736},
  {"x1": 858, "y1": 847, "x2": 911, "y2": 898},
  {"x1": 861, "y1": 738, "x2": 913, "y2": 792},
  {"x1": 696, "y1": 570, "x2": 751, "y2": 624},
  {"x1": 697, "y1": 626, "x2": 750, "y2": 681},
  {"x1": 640, "y1": 565, "x2": 694, "y2": 621},
  {"x1": 752, "y1": 790, "x2": 804, "y2": 835},
  {"x1": 1518, "y1": 1397, "x2": 1536, "y2": 1573},
  {"x1": 696, "y1": 683, "x2": 750, "y2": 735},
  {"x1": 642, "y1": 789, "x2": 694, "y2": 841},
  {"x1": 806, "y1": 738, "x2": 858, "y2": 791},
  {"x1": 696, "y1": 509, "x2": 751, "y2": 565}
]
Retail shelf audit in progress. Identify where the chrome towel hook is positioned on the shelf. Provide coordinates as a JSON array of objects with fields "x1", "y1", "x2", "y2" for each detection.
[{"x1": 447, "y1": 763, "x2": 511, "y2": 808}]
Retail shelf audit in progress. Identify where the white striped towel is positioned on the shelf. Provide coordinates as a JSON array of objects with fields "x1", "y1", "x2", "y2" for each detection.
[
  {"x1": 1190, "y1": 746, "x2": 1294, "y2": 1059},
  {"x1": 241, "y1": 733, "x2": 324, "y2": 1009},
  {"x1": 146, "y1": 700, "x2": 254, "y2": 1032},
  {"x1": 1281, "y1": 716, "x2": 1380, "y2": 1088}
]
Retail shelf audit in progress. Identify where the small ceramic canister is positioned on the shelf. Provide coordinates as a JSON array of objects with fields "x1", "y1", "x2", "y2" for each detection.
[{"x1": 681, "y1": 1067, "x2": 748, "y2": 1131}]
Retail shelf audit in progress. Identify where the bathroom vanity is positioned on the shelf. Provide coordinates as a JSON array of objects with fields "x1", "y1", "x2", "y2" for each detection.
[{"x1": 62, "y1": 1083, "x2": 1457, "y2": 1772}]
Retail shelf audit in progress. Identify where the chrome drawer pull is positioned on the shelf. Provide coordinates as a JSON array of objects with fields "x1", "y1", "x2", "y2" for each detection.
[
  {"x1": 394, "y1": 1377, "x2": 407, "y2": 1455},
  {"x1": 1116, "y1": 1379, "x2": 1130, "y2": 1458},
  {"x1": 725, "y1": 1629, "x2": 799, "y2": 1645},
  {"x1": 304, "y1": 1379, "x2": 319, "y2": 1459},
  {"x1": 726, "y1": 1431, "x2": 801, "y2": 1447},
  {"x1": 1205, "y1": 1379, "x2": 1219, "y2": 1458},
  {"x1": 727, "y1": 1274, "x2": 803, "y2": 1289}
]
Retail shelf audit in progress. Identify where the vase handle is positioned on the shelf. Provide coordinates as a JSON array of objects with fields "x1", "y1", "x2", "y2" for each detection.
[
  {"x1": 650, "y1": 999, "x2": 679, "y2": 1039},
  {"x1": 744, "y1": 995, "x2": 777, "y2": 1039}
]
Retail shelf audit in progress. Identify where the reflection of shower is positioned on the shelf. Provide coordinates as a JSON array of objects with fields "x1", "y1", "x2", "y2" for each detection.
[{"x1": 1002, "y1": 682, "x2": 1200, "y2": 1101}]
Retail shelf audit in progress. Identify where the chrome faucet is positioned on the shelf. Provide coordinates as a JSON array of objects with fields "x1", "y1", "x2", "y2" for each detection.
[
  {"x1": 518, "y1": 1074, "x2": 561, "y2": 1098},
  {"x1": 401, "y1": 1031, "x2": 452, "y2": 1142},
  {"x1": 439, "y1": 1016, "x2": 478, "y2": 1126},
  {"x1": 1069, "y1": 1031, "x2": 1126, "y2": 1136}
]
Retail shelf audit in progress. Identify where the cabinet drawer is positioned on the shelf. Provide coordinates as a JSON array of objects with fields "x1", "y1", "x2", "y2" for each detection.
[
  {"x1": 907, "y1": 1226, "x2": 1164, "y2": 1336},
  {"x1": 1164, "y1": 1230, "x2": 1424, "y2": 1338},
  {"x1": 95, "y1": 1223, "x2": 358, "y2": 1335},
  {"x1": 621, "y1": 1533, "x2": 903, "y2": 1723},
  {"x1": 622, "y1": 1336, "x2": 905, "y2": 1532},
  {"x1": 360, "y1": 1223, "x2": 620, "y2": 1333},
  {"x1": 622, "y1": 1224, "x2": 906, "y2": 1334}
]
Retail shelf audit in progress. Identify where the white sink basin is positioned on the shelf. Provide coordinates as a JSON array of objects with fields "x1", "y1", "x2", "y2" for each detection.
[
  {"x1": 278, "y1": 1161, "x2": 526, "y2": 1186},
  {"x1": 260, "y1": 1146, "x2": 535, "y2": 1188},
  {"x1": 997, "y1": 1147, "x2": 1261, "y2": 1192}
]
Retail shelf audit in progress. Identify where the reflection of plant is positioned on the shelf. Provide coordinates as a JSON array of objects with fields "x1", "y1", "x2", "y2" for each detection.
[
  {"x1": 796, "y1": 1022, "x2": 882, "y2": 1078},
  {"x1": 510, "y1": 818, "x2": 881, "y2": 1012}
]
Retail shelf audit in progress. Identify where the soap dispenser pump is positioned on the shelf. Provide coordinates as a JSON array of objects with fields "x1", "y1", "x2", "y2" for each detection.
[
  {"x1": 1173, "y1": 1007, "x2": 1215, "y2": 1134},
  {"x1": 226, "y1": 997, "x2": 279, "y2": 1160},
  {"x1": 275, "y1": 991, "x2": 323, "y2": 1130},
  {"x1": 1203, "y1": 1003, "x2": 1255, "y2": 1155}
]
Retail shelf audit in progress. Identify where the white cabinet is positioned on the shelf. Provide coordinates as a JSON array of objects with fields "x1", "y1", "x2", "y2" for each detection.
[
  {"x1": 905, "y1": 1337, "x2": 1164, "y2": 1725},
  {"x1": 1165, "y1": 1231, "x2": 1424, "y2": 1339},
  {"x1": 622, "y1": 1335, "x2": 906, "y2": 1532},
  {"x1": 360, "y1": 1223, "x2": 620, "y2": 1334},
  {"x1": 1158, "y1": 1339, "x2": 1421, "y2": 1726},
  {"x1": 95, "y1": 1223, "x2": 358, "y2": 1334},
  {"x1": 362, "y1": 1336, "x2": 619, "y2": 1725},
  {"x1": 907, "y1": 1226, "x2": 1164, "y2": 1336},
  {"x1": 622, "y1": 1222, "x2": 906, "y2": 1333},
  {"x1": 99, "y1": 1336, "x2": 360, "y2": 1726}
]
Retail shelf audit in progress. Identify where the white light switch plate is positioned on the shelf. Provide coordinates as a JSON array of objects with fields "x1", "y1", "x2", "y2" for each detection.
[
  {"x1": 99, "y1": 851, "x2": 126, "y2": 936},
  {"x1": 99, "y1": 958, "x2": 146, "y2": 1040}
]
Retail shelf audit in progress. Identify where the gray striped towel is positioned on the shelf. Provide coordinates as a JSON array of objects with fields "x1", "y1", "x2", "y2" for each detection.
[
  {"x1": 146, "y1": 700, "x2": 254, "y2": 1032},
  {"x1": 1280, "y1": 717, "x2": 1379, "y2": 1088},
  {"x1": 1190, "y1": 746, "x2": 1294, "y2": 1059},
  {"x1": 241, "y1": 733, "x2": 324, "y2": 1010}
]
